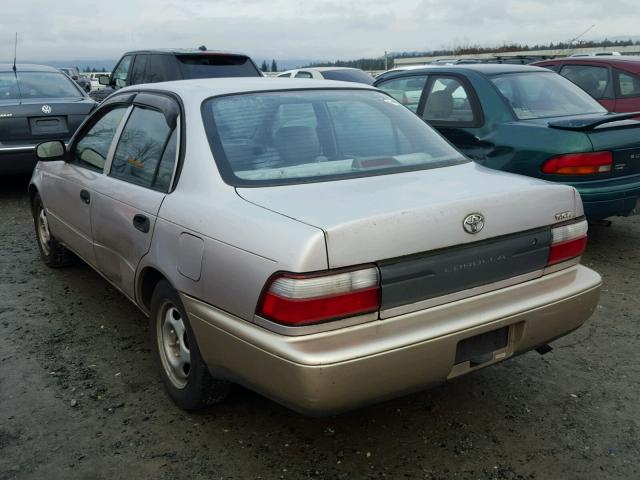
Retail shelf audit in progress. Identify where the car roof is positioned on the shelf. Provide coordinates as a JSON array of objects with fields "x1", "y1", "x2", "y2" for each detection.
[
  {"x1": 379, "y1": 63, "x2": 549, "y2": 78},
  {"x1": 122, "y1": 49, "x2": 250, "y2": 57},
  {"x1": 117, "y1": 77, "x2": 377, "y2": 100},
  {"x1": 0, "y1": 63, "x2": 61, "y2": 73},
  {"x1": 533, "y1": 56, "x2": 640, "y2": 71}
]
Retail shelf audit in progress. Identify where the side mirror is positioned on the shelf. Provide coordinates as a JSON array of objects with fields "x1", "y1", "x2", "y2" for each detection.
[
  {"x1": 99, "y1": 75, "x2": 110, "y2": 85},
  {"x1": 71, "y1": 75, "x2": 79, "y2": 80},
  {"x1": 36, "y1": 141, "x2": 66, "y2": 161}
]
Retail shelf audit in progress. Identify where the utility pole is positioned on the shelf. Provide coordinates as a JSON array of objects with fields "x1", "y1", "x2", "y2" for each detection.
[{"x1": 384, "y1": 50, "x2": 388, "y2": 71}]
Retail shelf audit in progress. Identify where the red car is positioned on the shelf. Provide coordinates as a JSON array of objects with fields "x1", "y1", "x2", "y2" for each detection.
[{"x1": 533, "y1": 57, "x2": 640, "y2": 113}]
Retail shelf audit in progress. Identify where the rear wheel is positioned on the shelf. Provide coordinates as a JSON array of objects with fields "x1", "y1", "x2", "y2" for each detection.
[
  {"x1": 32, "y1": 193, "x2": 75, "y2": 267},
  {"x1": 150, "y1": 280, "x2": 230, "y2": 410}
]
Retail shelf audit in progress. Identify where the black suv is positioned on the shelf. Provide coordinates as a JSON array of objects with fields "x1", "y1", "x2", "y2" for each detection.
[{"x1": 92, "y1": 49, "x2": 262, "y2": 101}]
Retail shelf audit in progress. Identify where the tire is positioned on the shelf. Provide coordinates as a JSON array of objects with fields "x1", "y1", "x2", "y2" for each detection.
[
  {"x1": 150, "y1": 279, "x2": 230, "y2": 410},
  {"x1": 32, "y1": 193, "x2": 75, "y2": 268}
]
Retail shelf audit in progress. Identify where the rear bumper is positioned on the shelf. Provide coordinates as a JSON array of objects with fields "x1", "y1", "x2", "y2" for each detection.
[
  {"x1": 0, "y1": 146, "x2": 37, "y2": 175},
  {"x1": 183, "y1": 265, "x2": 602, "y2": 415},
  {"x1": 570, "y1": 174, "x2": 640, "y2": 219}
]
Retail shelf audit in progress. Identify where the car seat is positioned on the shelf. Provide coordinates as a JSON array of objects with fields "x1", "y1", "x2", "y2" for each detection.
[{"x1": 273, "y1": 126, "x2": 321, "y2": 166}]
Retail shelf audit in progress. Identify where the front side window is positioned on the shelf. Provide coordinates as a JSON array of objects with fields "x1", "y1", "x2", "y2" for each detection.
[
  {"x1": 492, "y1": 72, "x2": 607, "y2": 120},
  {"x1": 109, "y1": 107, "x2": 174, "y2": 189},
  {"x1": 74, "y1": 107, "x2": 127, "y2": 171},
  {"x1": 0, "y1": 72, "x2": 81, "y2": 100},
  {"x1": 112, "y1": 55, "x2": 133, "y2": 88},
  {"x1": 129, "y1": 54, "x2": 149, "y2": 85},
  {"x1": 377, "y1": 75, "x2": 427, "y2": 112},
  {"x1": 422, "y1": 77, "x2": 477, "y2": 124},
  {"x1": 559, "y1": 64, "x2": 611, "y2": 99},
  {"x1": 202, "y1": 89, "x2": 467, "y2": 186},
  {"x1": 616, "y1": 70, "x2": 640, "y2": 97}
]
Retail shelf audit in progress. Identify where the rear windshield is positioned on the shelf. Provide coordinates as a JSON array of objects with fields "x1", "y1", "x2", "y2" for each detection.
[
  {"x1": 203, "y1": 89, "x2": 467, "y2": 186},
  {"x1": 0, "y1": 71, "x2": 82, "y2": 100},
  {"x1": 321, "y1": 69, "x2": 374, "y2": 85},
  {"x1": 176, "y1": 55, "x2": 260, "y2": 79},
  {"x1": 491, "y1": 72, "x2": 606, "y2": 120}
]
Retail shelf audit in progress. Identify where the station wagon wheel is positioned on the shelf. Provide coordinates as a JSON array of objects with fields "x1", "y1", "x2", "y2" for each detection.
[
  {"x1": 31, "y1": 192, "x2": 75, "y2": 268},
  {"x1": 157, "y1": 302, "x2": 191, "y2": 389},
  {"x1": 150, "y1": 280, "x2": 230, "y2": 410}
]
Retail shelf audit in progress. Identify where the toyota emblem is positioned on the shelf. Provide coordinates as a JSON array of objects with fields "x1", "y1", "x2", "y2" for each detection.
[
  {"x1": 463, "y1": 213, "x2": 485, "y2": 234},
  {"x1": 41, "y1": 105, "x2": 52, "y2": 114}
]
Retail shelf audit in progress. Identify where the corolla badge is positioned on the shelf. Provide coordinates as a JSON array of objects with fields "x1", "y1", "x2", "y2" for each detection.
[
  {"x1": 41, "y1": 105, "x2": 52, "y2": 114},
  {"x1": 463, "y1": 213, "x2": 485, "y2": 234}
]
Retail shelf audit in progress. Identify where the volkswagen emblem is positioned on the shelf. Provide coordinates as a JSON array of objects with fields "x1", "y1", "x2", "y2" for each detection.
[
  {"x1": 463, "y1": 213, "x2": 485, "y2": 234},
  {"x1": 41, "y1": 105, "x2": 52, "y2": 114}
]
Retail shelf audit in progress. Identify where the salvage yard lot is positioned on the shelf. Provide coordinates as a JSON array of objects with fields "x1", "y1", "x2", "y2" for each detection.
[{"x1": 0, "y1": 174, "x2": 638, "y2": 480}]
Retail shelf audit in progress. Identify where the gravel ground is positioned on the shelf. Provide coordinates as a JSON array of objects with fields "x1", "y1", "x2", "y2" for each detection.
[{"x1": 0, "y1": 173, "x2": 638, "y2": 480}]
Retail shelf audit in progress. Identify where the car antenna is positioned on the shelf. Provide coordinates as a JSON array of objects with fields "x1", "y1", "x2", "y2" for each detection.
[{"x1": 12, "y1": 32, "x2": 23, "y2": 103}]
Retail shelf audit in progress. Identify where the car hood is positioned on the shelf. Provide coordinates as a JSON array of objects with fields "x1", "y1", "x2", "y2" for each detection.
[{"x1": 237, "y1": 162, "x2": 580, "y2": 268}]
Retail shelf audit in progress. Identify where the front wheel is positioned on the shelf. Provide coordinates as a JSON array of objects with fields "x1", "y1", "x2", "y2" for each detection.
[
  {"x1": 150, "y1": 280, "x2": 230, "y2": 410},
  {"x1": 32, "y1": 193, "x2": 75, "y2": 268}
]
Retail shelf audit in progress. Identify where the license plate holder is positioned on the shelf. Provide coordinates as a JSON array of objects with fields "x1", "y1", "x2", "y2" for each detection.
[{"x1": 455, "y1": 326, "x2": 509, "y2": 366}]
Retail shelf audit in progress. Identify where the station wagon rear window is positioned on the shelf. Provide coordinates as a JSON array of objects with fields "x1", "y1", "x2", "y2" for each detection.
[
  {"x1": 202, "y1": 89, "x2": 467, "y2": 186},
  {"x1": 491, "y1": 72, "x2": 606, "y2": 120}
]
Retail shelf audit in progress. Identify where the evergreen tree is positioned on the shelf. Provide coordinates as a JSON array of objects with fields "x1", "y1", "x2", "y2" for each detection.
[
  {"x1": 270, "y1": 59, "x2": 278, "y2": 72},
  {"x1": 260, "y1": 60, "x2": 268, "y2": 72}
]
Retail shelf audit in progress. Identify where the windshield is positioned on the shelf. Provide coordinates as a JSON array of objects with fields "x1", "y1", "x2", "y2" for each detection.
[
  {"x1": 176, "y1": 55, "x2": 260, "y2": 79},
  {"x1": 321, "y1": 69, "x2": 374, "y2": 85},
  {"x1": 0, "y1": 71, "x2": 82, "y2": 100},
  {"x1": 203, "y1": 89, "x2": 467, "y2": 186},
  {"x1": 491, "y1": 72, "x2": 607, "y2": 120}
]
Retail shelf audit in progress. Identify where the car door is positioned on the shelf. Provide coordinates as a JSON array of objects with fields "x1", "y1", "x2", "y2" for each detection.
[
  {"x1": 559, "y1": 63, "x2": 615, "y2": 111},
  {"x1": 40, "y1": 106, "x2": 129, "y2": 267},
  {"x1": 416, "y1": 75, "x2": 489, "y2": 160},
  {"x1": 613, "y1": 68, "x2": 640, "y2": 113},
  {"x1": 90, "y1": 93, "x2": 180, "y2": 299}
]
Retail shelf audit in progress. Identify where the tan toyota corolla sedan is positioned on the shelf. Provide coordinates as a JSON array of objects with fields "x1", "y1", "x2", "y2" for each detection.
[{"x1": 29, "y1": 78, "x2": 602, "y2": 415}]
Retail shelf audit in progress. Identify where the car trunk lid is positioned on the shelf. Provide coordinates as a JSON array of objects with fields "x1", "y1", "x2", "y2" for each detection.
[
  {"x1": 548, "y1": 113, "x2": 640, "y2": 177},
  {"x1": 237, "y1": 162, "x2": 578, "y2": 270},
  {"x1": 0, "y1": 97, "x2": 93, "y2": 143}
]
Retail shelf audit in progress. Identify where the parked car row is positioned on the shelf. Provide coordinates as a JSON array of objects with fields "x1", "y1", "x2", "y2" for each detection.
[{"x1": 4, "y1": 47, "x2": 638, "y2": 415}]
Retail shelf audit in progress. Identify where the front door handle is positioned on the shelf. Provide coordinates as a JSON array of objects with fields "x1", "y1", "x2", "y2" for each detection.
[
  {"x1": 133, "y1": 214, "x2": 150, "y2": 233},
  {"x1": 80, "y1": 189, "x2": 90, "y2": 204}
]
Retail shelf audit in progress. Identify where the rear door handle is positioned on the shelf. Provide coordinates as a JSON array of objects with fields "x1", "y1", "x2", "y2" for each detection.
[
  {"x1": 80, "y1": 189, "x2": 90, "y2": 204},
  {"x1": 133, "y1": 214, "x2": 150, "y2": 233}
]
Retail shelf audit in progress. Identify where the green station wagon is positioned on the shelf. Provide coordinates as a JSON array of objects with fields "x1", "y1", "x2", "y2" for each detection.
[{"x1": 375, "y1": 64, "x2": 640, "y2": 220}]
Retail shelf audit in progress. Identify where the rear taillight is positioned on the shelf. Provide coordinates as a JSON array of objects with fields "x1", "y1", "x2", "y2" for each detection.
[
  {"x1": 542, "y1": 151, "x2": 612, "y2": 175},
  {"x1": 257, "y1": 266, "x2": 380, "y2": 326},
  {"x1": 548, "y1": 220, "x2": 588, "y2": 266}
]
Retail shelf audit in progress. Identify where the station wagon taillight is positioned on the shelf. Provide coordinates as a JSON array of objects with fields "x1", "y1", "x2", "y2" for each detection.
[
  {"x1": 257, "y1": 266, "x2": 380, "y2": 326},
  {"x1": 548, "y1": 220, "x2": 588, "y2": 266},
  {"x1": 542, "y1": 151, "x2": 612, "y2": 175}
]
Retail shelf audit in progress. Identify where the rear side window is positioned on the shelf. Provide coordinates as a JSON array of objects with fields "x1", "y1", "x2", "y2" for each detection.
[
  {"x1": 422, "y1": 77, "x2": 478, "y2": 125},
  {"x1": 176, "y1": 55, "x2": 260, "y2": 78},
  {"x1": 147, "y1": 55, "x2": 181, "y2": 83},
  {"x1": 202, "y1": 89, "x2": 467, "y2": 186},
  {"x1": 559, "y1": 64, "x2": 611, "y2": 99},
  {"x1": 616, "y1": 70, "x2": 640, "y2": 97},
  {"x1": 74, "y1": 107, "x2": 127, "y2": 171},
  {"x1": 295, "y1": 71, "x2": 313, "y2": 79},
  {"x1": 109, "y1": 107, "x2": 175, "y2": 190},
  {"x1": 377, "y1": 75, "x2": 427, "y2": 112}
]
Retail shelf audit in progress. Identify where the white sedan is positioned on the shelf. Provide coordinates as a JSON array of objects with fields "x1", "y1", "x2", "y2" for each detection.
[{"x1": 277, "y1": 67, "x2": 374, "y2": 84}]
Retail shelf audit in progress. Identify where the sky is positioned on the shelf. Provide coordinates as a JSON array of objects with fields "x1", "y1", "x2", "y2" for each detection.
[{"x1": 1, "y1": 0, "x2": 638, "y2": 64}]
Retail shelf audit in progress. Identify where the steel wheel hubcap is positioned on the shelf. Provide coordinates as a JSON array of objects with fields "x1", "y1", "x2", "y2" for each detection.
[
  {"x1": 37, "y1": 208, "x2": 51, "y2": 255},
  {"x1": 157, "y1": 302, "x2": 191, "y2": 389}
]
